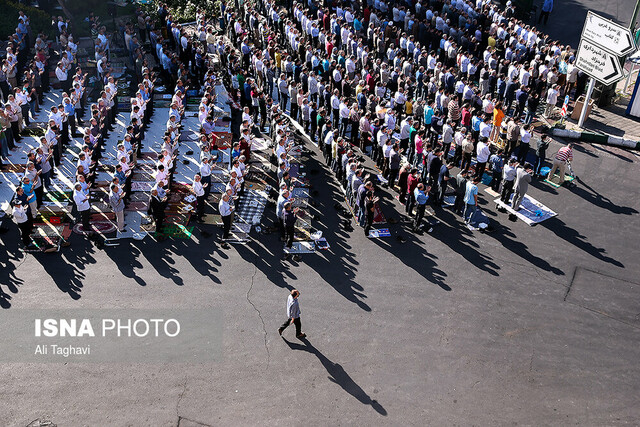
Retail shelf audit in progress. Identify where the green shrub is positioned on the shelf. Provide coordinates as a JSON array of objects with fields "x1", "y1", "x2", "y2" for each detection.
[
  {"x1": 141, "y1": 0, "x2": 220, "y2": 24},
  {"x1": 0, "y1": 1, "x2": 53, "y2": 40}
]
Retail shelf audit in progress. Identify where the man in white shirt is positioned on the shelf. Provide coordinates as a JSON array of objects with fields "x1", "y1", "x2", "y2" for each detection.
[
  {"x1": 73, "y1": 182, "x2": 91, "y2": 231},
  {"x1": 155, "y1": 164, "x2": 168, "y2": 188},
  {"x1": 518, "y1": 124, "x2": 532, "y2": 164},
  {"x1": 479, "y1": 115, "x2": 493, "y2": 141},
  {"x1": 192, "y1": 173, "x2": 206, "y2": 221},
  {"x1": 13, "y1": 201, "x2": 33, "y2": 247},
  {"x1": 399, "y1": 116, "x2": 412, "y2": 152},
  {"x1": 200, "y1": 157, "x2": 212, "y2": 197},
  {"x1": 544, "y1": 84, "x2": 559, "y2": 118},
  {"x1": 476, "y1": 138, "x2": 491, "y2": 179},
  {"x1": 338, "y1": 100, "x2": 350, "y2": 138},
  {"x1": 232, "y1": 158, "x2": 245, "y2": 194},
  {"x1": 218, "y1": 193, "x2": 234, "y2": 244},
  {"x1": 55, "y1": 62, "x2": 69, "y2": 92}
]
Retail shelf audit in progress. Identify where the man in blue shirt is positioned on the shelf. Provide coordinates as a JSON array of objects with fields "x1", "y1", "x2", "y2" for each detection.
[
  {"x1": 412, "y1": 183, "x2": 433, "y2": 233},
  {"x1": 63, "y1": 97, "x2": 78, "y2": 137},
  {"x1": 463, "y1": 176, "x2": 480, "y2": 223},
  {"x1": 489, "y1": 149, "x2": 504, "y2": 192},
  {"x1": 423, "y1": 101, "x2": 434, "y2": 130},
  {"x1": 241, "y1": 39, "x2": 251, "y2": 69},
  {"x1": 539, "y1": 0, "x2": 553, "y2": 25}
]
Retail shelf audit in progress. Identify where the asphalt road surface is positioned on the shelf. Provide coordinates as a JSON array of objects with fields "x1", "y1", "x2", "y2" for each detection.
[
  {"x1": 1, "y1": 135, "x2": 639, "y2": 425},
  {"x1": 530, "y1": 0, "x2": 637, "y2": 48}
]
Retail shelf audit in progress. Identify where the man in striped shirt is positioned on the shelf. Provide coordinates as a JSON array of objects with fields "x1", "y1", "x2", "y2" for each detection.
[{"x1": 547, "y1": 144, "x2": 573, "y2": 184}]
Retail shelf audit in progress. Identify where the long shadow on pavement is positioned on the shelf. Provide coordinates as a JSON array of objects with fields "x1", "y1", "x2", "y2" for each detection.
[
  {"x1": 542, "y1": 217, "x2": 624, "y2": 268},
  {"x1": 0, "y1": 219, "x2": 25, "y2": 308},
  {"x1": 570, "y1": 178, "x2": 638, "y2": 216},
  {"x1": 283, "y1": 337, "x2": 387, "y2": 416}
]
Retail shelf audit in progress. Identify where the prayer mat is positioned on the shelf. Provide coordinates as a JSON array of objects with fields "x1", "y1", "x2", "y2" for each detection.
[
  {"x1": 244, "y1": 170, "x2": 270, "y2": 183},
  {"x1": 211, "y1": 183, "x2": 226, "y2": 193},
  {"x1": 168, "y1": 193, "x2": 184, "y2": 203},
  {"x1": 156, "y1": 224, "x2": 194, "y2": 239},
  {"x1": 291, "y1": 188, "x2": 310, "y2": 198},
  {"x1": 165, "y1": 214, "x2": 190, "y2": 226},
  {"x1": 1, "y1": 164, "x2": 26, "y2": 173},
  {"x1": 29, "y1": 236, "x2": 61, "y2": 252},
  {"x1": 32, "y1": 224, "x2": 66, "y2": 237},
  {"x1": 292, "y1": 177, "x2": 310, "y2": 187},
  {"x1": 90, "y1": 212, "x2": 116, "y2": 221},
  {"x1": 544, "y1": 174, "x2": 575, "y2": 188},
  {"x1": 132, "y1": 172, "x2": 156, "y2": 181},
  {"x1": 484, "y1": 188, "x2": 500, "y2": 198},
  {"x1": 41, "y1": 201, "x2": 70, "y2": 208},
  {"x1": 373, "y1": 202, "x2": 386, "y2": 224},
  {"x1": 292, "y1": 197, "x2": 308, "y2": 208},
  {"x1": 73, "y1": 221, "x2": 117, "y2": 235},
  {"x1": 61, "y1": 224, "x2": 72, "y2": 240},
  {"x1": 295, "y1": 216, "x2": 312, "y2": 230},
  {"x1": 128, "y1": 192, "x2": 149, "y2": 202},
  {"x1": 233, "y1": 223, "x2": 252, "y2": 234},
  {"x1": 211, "y1": 173, "x2": 228, "y2": 184},
  {"x1": 179, "y1": 131, "x2": 198, "y2": 141},
  {"x1": 172, "y1": 183, "x2": 192, "y2": 193},
  {"x1": 67, "y1": 146, "x2": 82, "y2": 155},
  {"x1": 201, "y1": 214, "x2": 222, "y2": 225},
  {"x1": 212, "y1": 132, "x2": 232, "y2": 148},
  {"x1": 294, "y1": 228, "x2": 311, "y2": 242},
  {"x1": 140, "y1": 223, "x2": 156, "y2": 232},
  {"x1": 245, "y1": 181, "x2": 267, "y2": 192},
  {"x1": 289, "y1": 146, "x2": 303, "y2": 157},
  {"x1": 225, "y1": 231, "x2": 249, "y2": 243},
  {"x1": 284, "y1": 242, "x2": 315, "y2": 254},
  {"x1": 368, "y1": 228, "x2": 391, "y2": 238},
  {"x1": 289, "y1": 163, "x2": 302, "y2": 178},
  {"x1": 165, "y1": 203, "x2": 193, "y2": 214},
  {"x1": 38, "y1": 210, "x2": 70, "y2": 221},
  {"x1": 251, "y1": 138, "x2": 270, "y2": 152},
  {"x1": 235, "y1": 190, "x2": 268, "y2": 224},
  {"x1": 45, "y1": 191, "x2": 72, "y2": 201},
  {"x1": 134, "y1": 166, "x2": 158, "y2": 176},
  {"x1": 125, "y1": 201, "x2": 149, "y2": 211},
  {"x1": 493, "y1": 195, "x2": 557, "y2": 226},
  {"x1": 139, "y1": 152, "x2": 158, "y2": 160},
  {"x1": 91, "y1": 201, "x2": 111, "y2": 212},
  {"x1": 131, "y1": 181, "x2": 155, "y2": 192}
]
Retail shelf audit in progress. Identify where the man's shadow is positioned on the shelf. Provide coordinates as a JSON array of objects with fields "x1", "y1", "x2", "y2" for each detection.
[{"x1": 283, "y1": 337, "x2": 387, "y2": 416}]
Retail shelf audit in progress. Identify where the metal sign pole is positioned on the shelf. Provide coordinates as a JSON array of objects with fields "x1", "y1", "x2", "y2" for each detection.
[
  {"x1": 624, "y1": 63, "x2": 637, "y2": 93},
  {"x1": 578, "y1": 78, "x2": 596, "y2": 128}
]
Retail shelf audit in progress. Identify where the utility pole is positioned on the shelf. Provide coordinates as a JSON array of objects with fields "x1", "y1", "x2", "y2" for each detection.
[{"x1": 578, "y1": 78, "x2": 595, "y2": 127}]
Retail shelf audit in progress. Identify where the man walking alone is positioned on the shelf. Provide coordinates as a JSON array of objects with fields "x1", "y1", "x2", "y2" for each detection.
[{"x1": 278, "y1": 289, "x2": 306, "y2": 339}]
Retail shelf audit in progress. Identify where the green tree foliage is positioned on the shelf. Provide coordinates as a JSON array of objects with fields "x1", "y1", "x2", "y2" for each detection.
[{"x1": 0, "y1": 1, "x2": 53, "y2": 40}]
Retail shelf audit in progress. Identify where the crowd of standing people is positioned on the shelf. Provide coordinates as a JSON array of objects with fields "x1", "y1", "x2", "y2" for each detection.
[
  {"x1": 4, "y1": 0, "x2": 582, "y2": 247},
  {"x1": 212, "y1": 0, "x2": 581, "y2": 234}
]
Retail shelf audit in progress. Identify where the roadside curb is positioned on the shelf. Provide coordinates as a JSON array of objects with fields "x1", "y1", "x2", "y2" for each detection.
[{"x1": 551, "y1": 127, "x2": 640, "y2": 150}]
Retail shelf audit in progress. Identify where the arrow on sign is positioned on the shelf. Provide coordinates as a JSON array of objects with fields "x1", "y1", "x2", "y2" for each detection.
[
  {"x1": 603, "y1": 57, "x2": 620, "y2": 81},
  {"x1": 576, "y1": 39, "x2": 625, "y2": 85},
  {"x1": 582, "y1": 11, "x2": 636, "y2": 57}
]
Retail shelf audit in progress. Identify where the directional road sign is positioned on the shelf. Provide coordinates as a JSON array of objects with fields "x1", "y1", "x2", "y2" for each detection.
[
  {"x1": 581, "y1": 11, "x2": 636, "y2": 57},
  {"x1": 576, "y1": 38, "x2": 625, "y2": 85}
]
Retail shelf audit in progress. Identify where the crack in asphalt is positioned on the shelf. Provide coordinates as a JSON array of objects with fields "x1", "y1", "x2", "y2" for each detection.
[
  {"x1": 246, "y1": 260, "x2": 270, "y2": 370},
  {"x1": 177, "y1": 416, "x2": 213, "y2": 427},
  {"x1": 175, "y1": 377, "x2": 188, "y2": 426}
]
